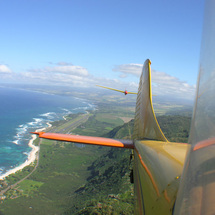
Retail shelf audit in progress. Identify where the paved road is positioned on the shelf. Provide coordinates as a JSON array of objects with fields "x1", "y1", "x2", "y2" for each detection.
[{"x1": 50, "y1": 113, "x2": 90, "y2": 134}]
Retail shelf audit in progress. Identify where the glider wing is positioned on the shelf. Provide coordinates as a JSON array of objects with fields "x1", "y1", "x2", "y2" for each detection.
[{"x1": 31, "y1": 132, "x2": 134, "y2": 149}]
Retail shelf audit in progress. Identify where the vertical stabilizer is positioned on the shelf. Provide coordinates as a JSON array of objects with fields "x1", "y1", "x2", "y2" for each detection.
[{"x1": 133, "y1": 59, "x2": 167, "y2": 142}]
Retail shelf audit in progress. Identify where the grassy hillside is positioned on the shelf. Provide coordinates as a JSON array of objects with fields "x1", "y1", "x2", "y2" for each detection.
[
  {"x1": 0, "y1": 105, "x2": 191, "y2": 214},
  {"x1": 157, "y1": 115, "x2": 191, "y2": 142},
  {"x1": 104, "y1": 114, "x2": 191, "y2": 143},
  {"x1": 66, "y1": 147, "x2": 133, "y2": 214},
  {"x1": 67, "y1": 115, "x2": 191, "y2": 214}
]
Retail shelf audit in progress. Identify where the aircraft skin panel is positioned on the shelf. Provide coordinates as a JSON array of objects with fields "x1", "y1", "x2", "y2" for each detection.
[
  {"x1": 174, "y1": 1, "x2": 215, "y2": 214},
  {"x1": 31, "y1": 132, "x2": 134, "y2": 149},
  {"x1": 133, "y1": 59, "x2": 168, "y2": 142},
  {"x1": 134, "y1": 140, "x2": 189, "y2": 215}
]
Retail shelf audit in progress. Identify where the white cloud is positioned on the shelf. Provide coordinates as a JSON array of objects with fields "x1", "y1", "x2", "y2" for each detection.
[
  {"x1": 151, "y1": 70, "x2": 195, "y2": 99},
  {"x1": 113, "y1": 63, "x2": 196, "y2": 99},
  {"x1": 0, "y1": 65, "x2": 12, "y2": 74},
  {"x1": 3, "y1": 61, "x2": 195, "y2": 100},
  {"x1": 47, "y1": 65, "x2": 88, "y2": 76},
  {"x1": 56, "y1": 62, "x2": 72, "y2": 66},
  {"x1": 17, "y1": 62, "x2": 94, "y2": 88},
  {"x1": 113, "y1": 63, "x2": 142, "y2": 77},
  {"x1": 21, "y1": 71, "x2": 87, "y2": 84},
  {"x1": 29, "y1": 64, "x2": 88, "y2": 77}
]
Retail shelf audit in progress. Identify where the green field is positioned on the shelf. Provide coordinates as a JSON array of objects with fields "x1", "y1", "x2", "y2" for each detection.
[
  {"x1": 0, "y1": 99, "x2": 192, "y2": 214},
  {"x1": 0, "y1": 141, "x2": 104, "y2": 214},
  {"x1": 0, "y1": 103, "x2": 135, "y2": 215}
]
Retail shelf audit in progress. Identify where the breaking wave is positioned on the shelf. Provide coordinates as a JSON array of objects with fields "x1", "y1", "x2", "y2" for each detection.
[{"x1": 11, "y1": 104, "x2": 95, "y2": 147}]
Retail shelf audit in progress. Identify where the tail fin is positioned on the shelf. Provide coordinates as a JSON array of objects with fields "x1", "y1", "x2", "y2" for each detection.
[{"x1": 133, "y1": 59, "x2": 167, "y2": 142}]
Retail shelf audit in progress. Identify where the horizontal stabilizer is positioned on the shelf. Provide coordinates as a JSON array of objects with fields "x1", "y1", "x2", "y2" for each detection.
[
  {"x1": 31, "y1": 132, "x2": 134, "y2": 149},
  {"x1": 96, "y1": 85, "x2": 137, "y2": 95}
]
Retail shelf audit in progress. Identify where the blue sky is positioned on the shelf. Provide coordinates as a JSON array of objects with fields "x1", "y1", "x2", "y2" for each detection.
[{"x1": 0, "y1": 0, "x2": 204, "y2": 99}]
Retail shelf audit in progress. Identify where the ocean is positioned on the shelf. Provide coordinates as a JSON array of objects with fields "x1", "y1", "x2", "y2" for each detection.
[{"x1": 0, "y1": 87, "x2": 94, "y2": 176}]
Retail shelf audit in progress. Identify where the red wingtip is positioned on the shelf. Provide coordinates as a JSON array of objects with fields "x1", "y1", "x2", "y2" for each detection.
[
  {"x1": 30, "y1": 132, "x2": 45, "y2": 136},
  {"x1": 30, "y1": 132, "x2": 39, "y2": 135}
]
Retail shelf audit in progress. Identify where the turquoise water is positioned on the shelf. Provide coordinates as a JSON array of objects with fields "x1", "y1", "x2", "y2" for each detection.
[{"x1": 0, "y1": 87, "x2": 94, "y2": 176}]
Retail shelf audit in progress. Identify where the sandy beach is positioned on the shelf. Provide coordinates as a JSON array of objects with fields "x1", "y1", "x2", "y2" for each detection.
[{"x1": 0, "y1": 123, "x2": 52, "y2": 180}]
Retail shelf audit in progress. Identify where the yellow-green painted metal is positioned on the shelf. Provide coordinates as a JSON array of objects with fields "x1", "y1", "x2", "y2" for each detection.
[
  {"x1": 132, "y1": 59, "x2": 189, "y2": 214},
  {"x1": 134, "y1": 140, "x2": 189, "y2": 215},
  {"x1": 96, "y1": 85, "x2": 137, "y2": 94},
  {"x1": 133, "y1": 59, "x2": 167, "y2": 142}
]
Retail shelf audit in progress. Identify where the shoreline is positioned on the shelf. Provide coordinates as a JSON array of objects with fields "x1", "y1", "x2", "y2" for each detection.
[{"x1": 0, "y1": 123, "x2": 52, "y2": 180}]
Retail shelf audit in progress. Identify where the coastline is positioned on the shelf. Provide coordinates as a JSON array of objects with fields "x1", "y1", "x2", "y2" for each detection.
[
  {"x1": 0, "y1": 123, "x2": 52, "y2": 180},
  {"x1": 0, "y1": 88, "x2": 94, "y2": 182}
]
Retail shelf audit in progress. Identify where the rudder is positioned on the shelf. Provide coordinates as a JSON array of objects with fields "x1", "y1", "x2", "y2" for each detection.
[{"x1": 133, "y1": 59, "x2": 167, "y2": 142}]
